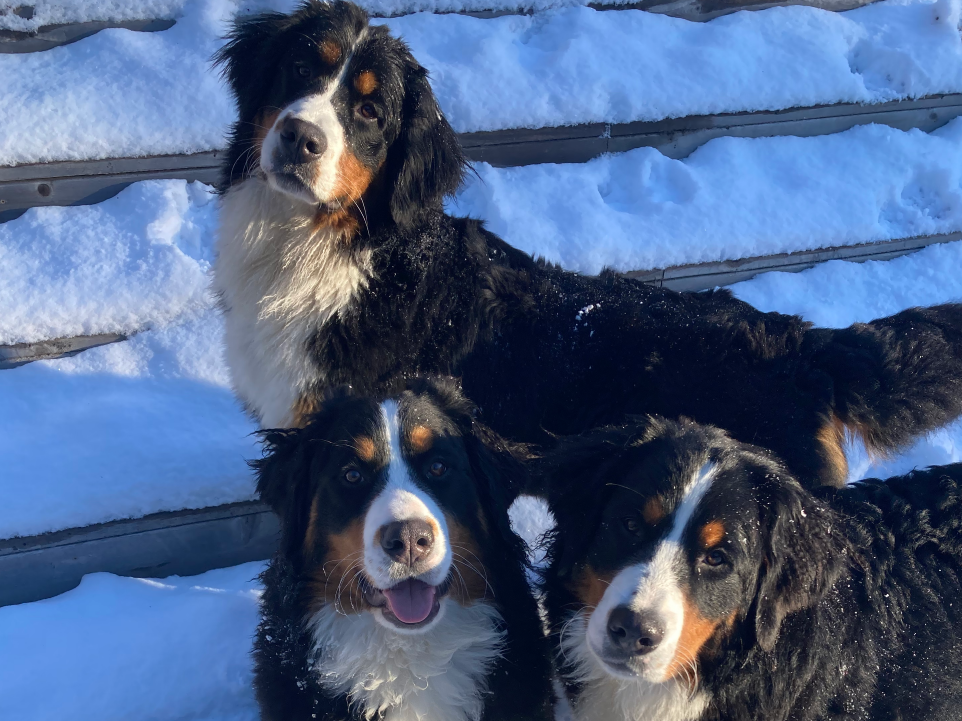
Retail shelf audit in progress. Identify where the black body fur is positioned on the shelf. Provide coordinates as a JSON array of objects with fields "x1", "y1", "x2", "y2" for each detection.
[
  {"x1": 539, "y1": 418, "x2": 962, "y2": 721},
  {"x1": 250, "y1": 379, "x2": 555, "y2": 721},
  {"x1": 215, "y1": 1, "x2": 962, "y2": 488}
]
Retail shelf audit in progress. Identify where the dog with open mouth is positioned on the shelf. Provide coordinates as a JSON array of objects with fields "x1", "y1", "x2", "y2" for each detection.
[
  {"x1": 250, "y1": 378, "x2": 554, "y2": 721},
  {"x1": 538, "y1": 417, "x2": 962, "y2": 721}
]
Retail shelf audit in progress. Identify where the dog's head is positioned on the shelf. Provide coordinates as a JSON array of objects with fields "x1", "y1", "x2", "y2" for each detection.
[
  {"x1": 214, "y1": 0, "x2": 465, "y2": 231},
  {"x1": 540, "y1": 417, "x2": 848, "y2": 689},
  {"x1": 253, "y1": 378, "x2": 526, "y2": 633}
]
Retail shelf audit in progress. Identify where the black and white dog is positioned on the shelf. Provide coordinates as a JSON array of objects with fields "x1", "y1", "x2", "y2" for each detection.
[
  {"x1": 538, "y1": 417, "x2": 962, "y2": 721},
  {"x1": 251, "y1": 378, "x2": 555, "y2": 721},
  {"x1": 213, "y1": 0, "x2": 962, "y2": 487}
]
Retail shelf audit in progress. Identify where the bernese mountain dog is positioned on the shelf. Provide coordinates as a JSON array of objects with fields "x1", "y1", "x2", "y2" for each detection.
[
  {"x1": 538, "y1": 417, "x2": 962, "y2": 721},
  {"x1": 212, "y1": 0, "x2": 962, "y2": 488},
  {"x1": 250, "y1": 378, "x2": 555, "y2": 721}
]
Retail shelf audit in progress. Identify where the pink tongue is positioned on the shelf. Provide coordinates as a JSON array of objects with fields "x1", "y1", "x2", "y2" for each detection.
[{"x1": 382, "y1": 579, "x2": 437, "y2": 624}]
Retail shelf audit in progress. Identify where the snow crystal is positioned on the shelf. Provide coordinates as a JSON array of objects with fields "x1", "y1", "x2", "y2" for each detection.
[
  {"x1": 0, "y1": 563, "x2": 264, "y2": 721},
  {"x1": 452, "y1": 119, "x2": 962, "y2": 274},
  {"x1": 3, "y1": 0, "x2": 962, "y2": 164}
]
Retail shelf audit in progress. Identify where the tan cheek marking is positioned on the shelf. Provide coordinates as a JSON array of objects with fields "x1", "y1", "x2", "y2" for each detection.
[
  {"x1": 569, "y1": 565, "x2": 614, "y2": 609},
  {"x1": 408, "y1": 425, "x2": 434, "y2": 454},
  {"x1": 700, "y1": 520, "x2": 726, "y2": 549},
  {"x1": 664, "y1": 591, "x2": 725, "y2": 681},
  {"x1": 643, "y1": 497, "x2": 666, "y2": 525},
  {"x1": 816, "y1": 413, "x2": 848, "y2": 488},
  {"x1": 319, "y1": 39, "x2": 341, "y2": 64},
  {"x1": 311, "y1": 151, "x2": 375, "y2": 238},
  {"x1": 309, "y1": 518, "x2": 366, "y2": 614},
  {"x1": 252, "y1": 108, "x2": 280, "y2": 147},
  {"x1": 354, "y1": 436, "x2": 376, "y2": 463},
  {"x1": 447, "y1": 517, "x2": 489, "y2": 604},
  {"x1": 354, "y1": 70, "x2": 379, "y2": 95}
]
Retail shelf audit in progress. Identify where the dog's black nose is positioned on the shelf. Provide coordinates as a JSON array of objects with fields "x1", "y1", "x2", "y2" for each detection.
[
  {"x1": 380, "y1": 520, "x2": 435, "y2": 567},
  {"x1": 278, "y1": 117, "x2": 327, "y2": 164},
  {"x1": 606, "y1": 606, "x2": 665, "y2": 656}
]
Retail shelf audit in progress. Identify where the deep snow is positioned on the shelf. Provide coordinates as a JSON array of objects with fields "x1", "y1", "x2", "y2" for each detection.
[
  {"x1": 0, "y1": 179, "x2": 217, "y2": 345},
  {"x1": 2, "y1": 0, "x2": 961, "y2": 164},
  {"x1": 453, "y1": 119, "x2": 962, "y2": 274}
]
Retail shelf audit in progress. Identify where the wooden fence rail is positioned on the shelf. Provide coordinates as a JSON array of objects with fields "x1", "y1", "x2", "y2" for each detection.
[{"x1": 2, "y1": 93, "x2": 959, "y2": 223}]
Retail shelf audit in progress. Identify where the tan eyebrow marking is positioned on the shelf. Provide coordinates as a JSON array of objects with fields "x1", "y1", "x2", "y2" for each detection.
[
  {"x1": 700, "y1": 520, "x2": 726, "y2": 549},
  {"x1": 354, "y1": 436, "x2": 376, "y2": 463},
  {"x1": 643, "y1": 496, "x2": 666, "y2": 525},
  {"x1": 354, "y1": 70, "x2": 379, "y2": 95},
  {"x1": 319, "y1": 39, "x2": 341, "y2": 64},
  {"x1": 407, "y1": 425, "x2": 434, "y2": 454}
]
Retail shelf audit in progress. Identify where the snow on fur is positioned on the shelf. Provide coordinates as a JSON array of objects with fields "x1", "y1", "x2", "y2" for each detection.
[{"x1": 1, "y1": 0, "x2": 961, "y2": 164}]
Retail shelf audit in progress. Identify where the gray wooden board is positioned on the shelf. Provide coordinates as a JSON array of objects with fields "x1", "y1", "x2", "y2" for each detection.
[
  {"x1": 0, "y1": 332, "x2": 126, "y2": 368},
  {"x1": 0, "y1": 501, "x2": 278, "y2": 607},
  {"x1": 3, "y1": 231, "x2": 959, "y2": 369},
  {"x1": 2, "y1": 95, "x2": 959, "y2": 222},
  {"x1": 2, "y1": 232, "x2": 960, "y2": 605},
  {"x1": 0, "y1": 18, "x2": 175, "y2": 53},
  {"x1": 0, "y1": 0, "x2": 878, "y2": 54}
]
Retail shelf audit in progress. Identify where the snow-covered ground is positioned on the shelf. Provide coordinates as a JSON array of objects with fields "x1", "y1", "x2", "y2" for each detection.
[
  {"x1": 454, "y1": 119, "x2": 962, "y2": 274},
  {"x1": 0, "y1": 180, "x2": 216, "y2": 345},
  {"x1": 2, "y1": 0, "x2": 960, "y2": 164},
  {"x1": 0, "y1": 562, "x2": 264, "y2": 721}
]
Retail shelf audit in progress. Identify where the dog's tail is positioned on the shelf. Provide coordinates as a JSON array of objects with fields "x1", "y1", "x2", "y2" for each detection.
[{"x1": 810, "y1": 303, "x2": 962, "y2": 467}]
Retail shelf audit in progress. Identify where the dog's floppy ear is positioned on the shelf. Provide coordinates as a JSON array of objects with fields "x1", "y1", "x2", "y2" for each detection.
[
  {"x1": 213, "y1": 11, "x2": 288, "y2": 119},
  {"x1": 385, "y1": 59, "x2": 466, "y2": 228},
  {"x1": 754, "y1": 472, "x2": 848, "y2": 651},
  {"x1": 251, "y1": 427, "x2": 317, "y2": 559}
]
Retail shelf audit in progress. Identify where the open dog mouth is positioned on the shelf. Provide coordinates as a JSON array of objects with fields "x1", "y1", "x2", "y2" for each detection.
[{"x1": 361, "y1": 577, "x2": 452, "y2": 629}]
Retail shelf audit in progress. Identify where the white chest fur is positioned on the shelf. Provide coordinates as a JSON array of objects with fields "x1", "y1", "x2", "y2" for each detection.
[
  {"x1": 213, "y1": 179, "x2": 371, "y2": 427},
  {"x1": 308, "y1": 601, "x2": 506, "y2": 721}
]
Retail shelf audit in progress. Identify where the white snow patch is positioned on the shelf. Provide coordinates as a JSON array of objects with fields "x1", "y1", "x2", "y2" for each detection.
[
  {"x1": 0, "y1": 563, "x2": 264, "y2": 721},
  {"x1": 0, "y1": 179, "x2": 217, "y2": 345},
  {"x1": 3, "y1": 0, "x2": 962, "y2": 164},
  {"x1": 0, "y1": 306, "x2": 259, "y2": 539},
  {"x1": 452, "y1": 119, "x2": 962, "y2": 274},
  {"x1": 729, "y1": 239, "x2": 962, "y2": 481}
]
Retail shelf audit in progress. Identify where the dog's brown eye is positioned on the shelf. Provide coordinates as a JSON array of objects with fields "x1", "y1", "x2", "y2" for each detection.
[
  {"x1": 295, "y1": 63, "x2": 311, "y2": 79},
  {"x1": 623, "y1": 517, "x2": 640, "y2": 533},
  {"x1": 703, "y1": 549, "x2": 727, "y2": 567},
  {"x1": 345, "y1": 469, "x2": 362, "y2": 484},
  {"x1": 358, "y1": 102, "x2": 377, "y2": 120},
  {"x1": 428, "y1": 461, "x2": 447, "y2": 477}
]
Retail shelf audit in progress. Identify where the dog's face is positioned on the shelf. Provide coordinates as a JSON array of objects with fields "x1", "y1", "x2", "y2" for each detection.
[
  {"x1": 215, "y1": 0, "x2": 465, "y2": 229},
  {"x1": 543, "y1": 419, "x2": 845, "y2": 689},
  {"x1": 255, "y1": 380, "x2": 524, "y2": 633}
]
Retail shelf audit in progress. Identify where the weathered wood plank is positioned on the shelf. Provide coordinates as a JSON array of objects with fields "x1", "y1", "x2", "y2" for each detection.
[
  {"x1": 627, "y1": 231, "x2": 962, "y2": 291},
  {"x1": 0, "y1": 332, "x2": 127, "y2": 368},
  {"x1": 0, "y1": 17, "x2": 175, "y2": 53},
  {"x1": 0, "y1": 501, "x2": 278, "y2": 607},
  {"x1": 2, "y1": 95, "x2": 959, "y2": 222}
]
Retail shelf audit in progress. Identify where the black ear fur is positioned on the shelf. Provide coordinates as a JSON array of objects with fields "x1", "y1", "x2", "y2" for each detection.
[
  {"x1": 213, "y1": 11, "x2": 288, "y2": 119},
  {"x1": 250, "y1": 427, "x2": 317, "y2": 560},
  {"x1": 386, "y1": 59, "x2": 466, "y2": 228},
  {"x1": 754, "y1": 472, "x2": 849, "y2": 651}
]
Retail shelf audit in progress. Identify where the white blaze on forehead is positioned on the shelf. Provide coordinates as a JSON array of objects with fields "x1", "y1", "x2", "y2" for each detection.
[
  {"x1": 362, "y1": 400, "x2": 451, "y2": 590},
  {"x1": 259, "y1": 28, "x2": 369, "y2": 204},
  {"x1": 586, "y1": 462, "x2": 717, "y2": 682}
]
